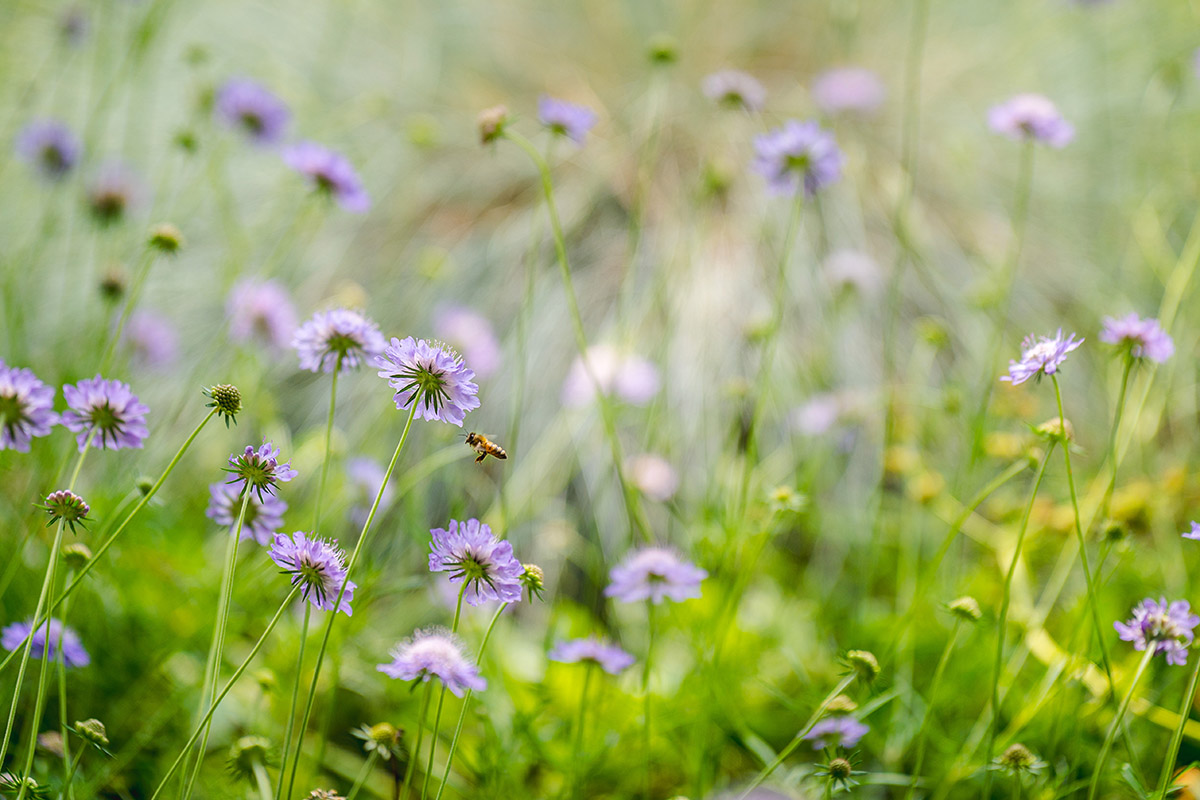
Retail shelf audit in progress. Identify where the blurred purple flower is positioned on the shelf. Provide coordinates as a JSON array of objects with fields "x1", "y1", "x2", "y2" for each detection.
[
  {"x1": 812, "y1": 68, "x2": 886, "y2": 115},
  {"x1": 548, "y1": 637, "x2": 635, "y2": 675},
  {"x1": 0, "y1": 362, "x2": 58, "y2": 452},
  {"x1": 61, "y1": 375, "x2": 149, "y2": 451},
  {"x1": 206, "y1": 482, "x2": 287, "y2": 546},
  {"x1": 790, "y1": 393, "x2": 843, "y2": 436},
  {"x1": 1114, "y1": 597, "x2": 1199, "y2": 666},
  {"x1": 1000, "y1": 330, "x2": 1083, "y2": 385},
  {"x1": 804, "y1": 716, "x2": 869, "y2": 749},
  {"x1": 988, "y1": 94, "x2": 1074, "y2": 148},
  {"x1": 124, "y1": 311, "x2": 179, "y2": 369},
  {"x1": 428, "y1": 518, "x2": 523, "y2": 606},
  {"x1": 432, "y1": 305, "x2": 501, "y2": 380},
  {"x1": 215, "y1": 78, "x2": 290, "y2": 145},
  {"x1": 604, "y1": 547, "x2": 707, "y2": 605},
  {"x1": 293, "y1": 308, "x2": 386, "y2": 374},
  {"x1": 824, "y1": 249, "x2": 883, "y2": 296},
  {"x1": 627, "y1": 454, "x2": 678, "y2": 502},
  {"x1": 702, "y1": 70, "x2": 766, "y2": 112},
  {"x1": 15, "y1": 119, "x2": 80, "y2": 180},
  {"x1": 225, "y1": 441, "x2": 298, "y2": 500},
  {"x1": 87, "y1": 162, "x2": 144, "y2": 225},
  {"x1": 538, "y1": 96, "x2": 597, "y2": 145},
  {"x1": 1184, "y1": 522, "x2": 1200, "y2": 541},
  {"x1": 282, "y1": 141, "x2": 370, "y2": 213},
  {"x1": 227, "y1": 279, "x2": 298, "y2": 350},
  {"x1": 376, "y1": 336, "x2": 480, "y2": 426},
  {"x1": 753, "y1": 120, "x2": 843, "y2": 197},
  {"x1": 561, "y1": 345, "x2": 660, "y2": 407},
  {"x1": 1, "y1": 618, "x2": 89, "y2": 667},
  {"x1": 377, "y1": 627, "x2": 486, "y2": 697},
  {"x1": 1100, "y1": 313, "x2": 1173, "y2": 363},
  {"x1": 269, "y1": 531, "x2": 355, "y2": 615}
]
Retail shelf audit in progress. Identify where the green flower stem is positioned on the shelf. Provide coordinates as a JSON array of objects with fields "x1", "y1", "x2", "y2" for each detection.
[
  {"x1": 275, "y1": 603, "x2": 313, "y2": 800},
  {"x1": 181, "y1": 489, "x2": 252, "y2": 800},
  {"x1": 420, "y1": 587, "x2": 466, "y2": 800},
  {"x1": 345, "y1": 750, "x2": 379, "y2": 800},
  {"x1": 0, "y1": 435, "x2": 92, "y2": 772},
  {"x1": 148, "y1": 586, "x2": 300, "y2": 800},
  {"x1": 99, "y1": 245, "x2": 158, "y2": 374},
  {"x1": 314, "y1": 354, "x2": 343, "y2": 532},
  {"x1": 1154, "y1": 644, "x2": 1200, "y2": 799},
  {"x1": 642, "y1": 602, "x2": 657, "y2": 800},
  {"x1": 501, "y1": 128, "x2": 652, "y2": 544},
  {"x1": 63, "y1": 744, "x2": 86, "y2": 794},
  {"x1": 400, "y1": 682, "x2": 434, "y2": 800},
  {"x1": 736, "y1": 673, "x2": 856, "y2": 800},
  {"x1": 57, "y1": 570, "x2": 77, "y2": 800},
  {"x1": 905, "y1": 621, "x2": 962, "y2": 800},
  {"x1": 1099, "y1": 355, "x2": 1135, "y2": 523},
  {"x1": 982, "y1": 444, "x2": 1054, "y2": 800},
  {"x1": 434, "y1": 602, "x2": 508, "y2": 800},
  {"x1": 252, "y1": 760, "x2": 274, "y2": 800},
  {"x1": 0, "y1": 409, "x2": 218, "y2": 679},
  {"x1": 568, "y1": 662, "x2": 595, "y2": 800},
  {"x1": 1088, "y1": 645, "x2": 1156, "y2": 800},
  {"x1": 284, "y1": 401, "x2": 420, "y2": 800}
]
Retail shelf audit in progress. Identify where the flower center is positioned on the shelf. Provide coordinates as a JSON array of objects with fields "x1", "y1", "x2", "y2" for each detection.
[
  {"x1": 239, "y1": 111, "x2": 265, "y2": 134},
  {"x1": 390, "y1": 362, "x2": 450, "y2": 413},
  {"x1": 325, "y1": 332, "x2": 360, "y2": 356},
  {"x1": 0, "y1": 391, "x2": 25, "y2": 433},
  {"x1": 786, "y1": 152, "x2": 812, "y2": 174}
]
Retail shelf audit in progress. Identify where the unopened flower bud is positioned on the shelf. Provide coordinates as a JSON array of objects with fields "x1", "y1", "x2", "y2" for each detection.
[
  {"x1": 1035, "y1": 417, "x2": 1073, "y2": 443},
  {"x1": 845, "y1": 650, "x2": 879, "y2": 683},
  {"x1": 829, "y1": 758, "x2": 853, "y2": 781},
  {"x1": 997, "y1": 743, "x2": 1041, "y2": 774},
  {"x1": 948, "y1": 596, "x2": 982, "y2": 623},
  {"x1": 62, "y1": 542, "x2": 93, "y2": 570},
  {"x1": 306, "y1": 791, "x2": 346, "y2": 800},
  {"x1": 39, "y1": 490, "x2": 90, "y2": 534},
  {"x1": 521, "y1": 564, "x2": 545, "y2": 602},
  {"x1": 477, "y1": 105, "x2": 508, "y2": 145},
  {"x1": 646, "y1": 33, "x2": 679, "y2": 65},
  {"x1": 227, "y1": 735, "x2": 272, "y2": 783},
  {"x1": 74, "y1": 718, "x2": 109, "y2": 747},
  {"x1": 204, "y1": 384, "x2": 242, "y2": 427},
  {"x1": 99, "y1": 266, "x2": 127, "y2": 301},
  {"x1": 147, "y1": 223, "x2": 184, "y2": 254},
  {"x1": 825, "y1": 694, "x2": 858, "y2": 715},
  {"x1": 136, "y1": 477, "x2": 155, "y2": 496}
]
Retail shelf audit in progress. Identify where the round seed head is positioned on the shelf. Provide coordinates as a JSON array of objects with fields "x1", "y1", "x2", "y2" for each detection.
[
  {"x1": 829, "y1": 758, "x2": 853, "y2": 781},
  {"x1": 204, "y1": 384, "x2": 242, "y2": 427}
]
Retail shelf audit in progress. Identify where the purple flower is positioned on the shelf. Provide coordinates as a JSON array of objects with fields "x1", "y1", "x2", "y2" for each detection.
[
  {"x1": 1114, "y1": 597, "x2": 1200, "y2": 666},
  {"x1": 123, "y1": 311, "x2": 179, "y2": 369},
  {"x1": 804, "y1": 716, "x2": 869, "y2": 749},
  {"x1": 548, "y1": 637, "x2": 635, "y2": 675},
  {"x1": 701, "y1": 70, "x2": 766, "y2": 112},
  {"x1": 61, "y1": 375, "x2": 149, "y2": 451},
  {"x1": 1, "y1": 618, "x2": 89, "y2": 668},
  {"x1": 15, "y1": 119, "x2": 80, "y2": 179},
  {"x1": 377, "y1": 627, "x2": 487, "y2": 697},
  {"x1": 282, "y1": 141, "x2": 370, "y2": 213},
  {"x1": 225, "y1": 441, "x2": 298, "y2": 500},
  {"x1": 227, "y1": 279, "x2": 298, "y2": 350},
  {"x1": 428, "y1": 518, "x2": 523, "y2": 606},
  {"x1": 375, "y1": 337, "x2": 480, "y2": 426},
  {"x1": 214, "y1": 78, "x2": 290, "y2": 145},
  {"x1": 812, "y1": 68, "x2": 886, "y2": 115},
  {"x1": 432, "y1": 305, "x2": 502, "y2": 380},
  {"x1": 293, "y1": 308, "x2": 386, "y2": 374},
  {"x1": 988, "y1": 94, "x2": 1074, "y2": 148},
  {"x1": 86, "y1": 161, "x2": 144, "y2": 225},
  {"x1": 604, "y1": 547, "x2": 707, "y2": 605},
  {"x1": 206, "y1": 482, "x2": 287, "y2": 546},
  {"x1": 1100, "y1": 313, "x2": 1173, "y2": 363},
  {"x1": 561, "y1": 345, "x2": 660, "y2": 408},
  {"x1": 1000, "y1": 330, "x2": 1084, "y2": 385},
  {"x1": 268, "y1": 531, "x2": 356, "y2": 615},
  {"x1": 0, "y1": 362, "x2": 58, "y2": 452},
  {"x1": 538, "y1": 96, "x2": 597, "y2": 145},
  {"x1": 752, "y1": 120, "x2": 844, "y2": 197},
  {"x1": 1183, "y1": 522, "x2": 1200, "y2": 541}
]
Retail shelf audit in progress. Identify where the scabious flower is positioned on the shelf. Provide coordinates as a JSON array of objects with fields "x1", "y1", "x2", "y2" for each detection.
[
  {"x1": 225, "y1": 442, "x2": 298, "y2": 500},
  {"x1": 376, "y1": 337, "x2": 480, "y2": 426},
  {"x1": 377, "y1": 627, "x2": 486, "y2": 697},
  {"x1": 626, "y1": 454, "x2": 679, "y2": 502},
  {"x1": 228, "y1": 279, "x2": 298, "y2": 350},
  {"x1": 1114, "y1": 597, "x2": 1200, "y2": 666},
  {"x1": 86, "y1": 161, "x2": 144, "y2": 225},
  {"x1": 123, "y1": 311, "x2": 179, "y2": 369},
  {"x1": 561, "y1": 345, "x2": 660, "y2": 407},
  {"x1": 1000, "y1": 330, "x2": 1083, "y2": 385},
  {"x1": 1183, "y1": 522, "x2": 1200, "y2": 541},
  {"x1": 268, "y1": 531, "x2": 355, "y2": 615},
  {"x1": 282, "y1": 141, "x2": 370, "y2": 213},
  {"x1": 604, "y1": 547, "x2": 707, "y2": 605},
  {"x1": 61, "y1": 375, "x2": 149, "y2": 451},
  {"x1": 352, "y1": 723, "x2": 402, "y2": 761},
  {"x1": 214, "y1": 78, "x2": 290, "y2": 145},
  {"x1": 811, "y1": 67, "x2": 886, "y2": 115},
  {"x1": 432, "y1": 305, "x2": 501, "y2": 380},
  {"x1": 1100, "y1": 313, "x2": 1173, "y2": 363},
  {"x1": 537, "y1": 96, "x2": 597, "y2": 145},
  {"x1": 548, "y1": 637, "x2": 636, "y2": 675},
  {"x1": 752, "y1": 120, "x2": 844, "y2": 197},
  {"x1": 804, "y1": 716, "x2": 869, "y2": 749},
  {"x1": 206, "y1": 482, "x2": 287, "y2": 545},
  {"x1": 428, "y1": 518, "x2": 523, "y2": 606},
  {"x1": 293, "y1": 308, "x2": 386, "y2": 374},
  {"x1": 16, "y1": 119, "x2": 80, "y2": 179},
  {"x1": 1, "y1": 618, "x2": 89, "y2": 667},
  {"x1": 995, "y1": 743, "x2": 1045, "y2": 776},
  {"x1": 0, "y1": 362, "x2": 57, "y2": 452},
  {"x1": 701, "y1": 70, "x2": 766, "y2": 112},
  {"x1": 38, "y1": 490, "x2": 90, "y2": 534},
  {"x1": 988, "y1": 94, "x2": 1075, "y2": 148}
]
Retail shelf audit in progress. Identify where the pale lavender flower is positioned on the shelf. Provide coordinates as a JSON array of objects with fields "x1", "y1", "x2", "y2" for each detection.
[
  {"x1": 282, "y1": 141, "x2": 370, "y2": 213},
  {"x1": 376, "y1": 337, "x2": 480, "y2": 426},
  {"x1": 377, "y1": 627, "x2": 487, "y2": 697},
  {"x1": 538, "y1": 96, "x2": 597, "y2": 145},
  {"x1": 1000, "y1": 330, "x2": 1083, "y2": 385},
  {"x1": 812, "y1": 68, "x2": 886, "y2": 115},
  {"x1": 988, "y1": 94, "x2": 1074, "y2": 148},
  {"x1": 604, "y1": 547, "x2": 707, "y2": 605},
  {"x1": 269, "y1": 531, "x2": 356, "y2": 615},
  {"x1": 1, "y1": 618, "x2": 89, "y2": 667},
  {"x1": 561, "y1": 345, "x2": 660, "y2": 407},
  {"x1": 753, "y1": 120, "x2": 843, "y2": 197},
  {"x1": 432, "y1": 305, "x2": 501, "y2": 381},
  {"x1": 215, "y1": 78, "x2": 290, "y2": 145},
  {"x1": 428, "y1": 518, "x2": 523, "y2": 606},
  {"x1": 124, "y1": 310, "x2": 179, "y2": 369},
  {"x1": 804, "y1": 716, "x2": 869, "y2": 749},
  {"x1": 824, "y1": 249, "x2": 883, "y2": 296},
  {"x1": 225, "y1": 441, "x2": 298, "y2": 500},
  {"x1": 61, "y1": 375, "x2": 149, "y2": 451},
  {"x1": 1183, "y1": 522, "x2": 1200, "y2": 541},
  {"x1": 1114, "y1": 597, "x2": 1199, "y2": 666},
  {"x1": 86, "y1": 161, "x2": 144, "y2": 225},
  {"x1": 227, "y1": 279, "x2": 298, "y2": 350},
  {"x1": 15, "y1": 119, "x2": 80, "y2": 179},
  {"x1": 626, "y1": 454, "x2": 678, "y2": 502},
  {"x1": 0, "y1": 362, "x2": 58, "y2": 452},
  {"x1": 548, "y1": 637, "x2": 635, "y2": 675},
  {"x1": 1100, "y1": 313, "x2": 1173, "y2": 363},
  {"x1": 702, "y1": 70, "x2": 766, "y2": 112},
  {"x1": 790, "y1": 394, "x2": 843, "y2": 436},
  {"x1": 293, "y1": 308, "x2": 386, "y2": 374},
  {"x1": 206, "y1": 482, "x2": 287, "y2": 546}
]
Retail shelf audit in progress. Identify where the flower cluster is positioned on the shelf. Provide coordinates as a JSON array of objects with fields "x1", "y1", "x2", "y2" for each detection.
[
  {"x1": 548, "y1": 637, "x2": 635, "y2": 675},
  {"x1": 39, "y1": 490, "x2": 91, "y2": 534},
  {"x1": 228, "y1": 279, "x2": 298, "y2": 350},
  {"x1": 206, "y1": 482, "x2": 287, "y2": 545},
  {"x1": 988, "y1": 93, "x2": 1074, "y2": 148},
  {"x1": 812, "y1": 67, "x2": 885, "y2": 115},
  {"x1": 804, "y1": 715, "x2": 869, "y2": 750},
  {"x1": 282, "y1": 141, "x2": 370, "y2": 213},
  {"x1": 561, "y1": 345, "x2": 660, "y2": 408},
  {"x1": 537, "y1": 96, "x2": 597, "y2": 145},
  {"x1": 702, "y1": 70, "x2": 766, "y2": 112},
  {"x1": 1114, "y1": 598, "x2": 1200, "y2": 666},
  {"x1": 16, "y1": 119, "x2": 80, "y2": 179},
  {"x1": 215, "y1": 78, "x2": 290, "y2": 145},
  {"x1": 225, "y1": 442, "x2": 298, "y2": 500},
  {"x1": 0, "y1": 362, "x2": 57, "y2": 452},
  {"x1": 1, "y1": 618, "x2": 89, "y2": 668},
  {"x1": 1100, "y1": 313, "x2": 1173, "y2": 363}
]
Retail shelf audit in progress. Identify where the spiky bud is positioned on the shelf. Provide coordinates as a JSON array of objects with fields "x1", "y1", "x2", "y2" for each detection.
[
  {"x1": 227, "y1": 735, "x2": 272, "y2": 783},
  {"x1": 997, "y1": 743, "x2": 1043, "y2": 775},
  {"x1": 204, "y1": 384, "x2": 242, "y2": 427},
  {"x1": 477, "y1": 105, "x2": 509, "y2": 145},
  {"x1": 0, "y1": 773, "x2": 44, "y2": 798},
  {"x1": 829, "y1": 758, "x2": 853, "y2": 781},
  {"x1": 1035, "y1": 417, "x2": 1073, "y2": 443},
  {"x1": 845, "y1": 650, "x2": 879, "y2": 683},
  {"x1": 948, "y1": 596, "x2": 982, "y2": 623},
  {"x1": 74, "y1": 718, "x2": 109, "y2": 748},
  {"x1": 521, "y1": 564, "x2": 545, "y2": 602},
  {"x1": 147, "y1": 223, "x2": 184, "y2": 254},
  {"x1": 39, "y1": 490, "x2": 90, "y2": 534}
]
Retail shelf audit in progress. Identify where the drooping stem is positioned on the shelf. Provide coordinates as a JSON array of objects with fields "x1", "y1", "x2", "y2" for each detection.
[
  {"x1": 905, "y1": 621, "x2": 962, "y2": 800},
  {"x1": 275, "y1": 603, "x2": 313, "y2": 800},
  {"x1": 399, "y1": 684, "x2": 433, "y2": 800},
  {"x1": 314, "y1": 355, "x2": 343, "y2": 532},
  {"x1": 1154, "y1": 644, "x2": 1200, "y2": 799},
  {"x1": 420, "y1": 588, "x2": 466, "y2": 800},
  {"x1": 1088, "y1": 645, "x2": 1155, "y2": 800}
]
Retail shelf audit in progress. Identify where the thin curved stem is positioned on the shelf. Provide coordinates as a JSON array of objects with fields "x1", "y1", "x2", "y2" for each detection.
[
  {"x1": 905, "y1": 622, "x2": 961, "y2": 800},
  {"x1": 275, "y1": 603, "x2": 312, "y2": 800},
  {"x1": 99, "y1": 246, "x2": 158, "y2": 374},
  {"x1": 1099, "y1": 356, "x2": 1135, "y2": 524},
  {"x1": 1154, "y1": 646, "x2": 1200, "y2": 798},
  {"x1": 314, "y1": 356, "x2": 342, "y2": 532},
  {"x1": 1088, "y1": 646, "x2": 1155, "y2": 800},
  {"x1": 569, "y1": 663, "x2": 595, "y2": 800},
  {"x1": 346, "y1": 750, "x2": 379, "y2": 800},
  {"x1": 420, "y1": 589, "x2": 466, "y2": 800},
  {"x1": 642, "y1": 602, "x2": 656, "y2": 800},
  {"x1": 57, "y1": 571, "x2": 77, "y2": 800},
  {"x1": 399, "y1": 684, "x2": 433, "y2": 800}
]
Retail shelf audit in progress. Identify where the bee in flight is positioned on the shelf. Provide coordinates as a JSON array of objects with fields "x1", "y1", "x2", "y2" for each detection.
[{"x1": 465, "y1": 432, "x2": 507, "y2": 463}]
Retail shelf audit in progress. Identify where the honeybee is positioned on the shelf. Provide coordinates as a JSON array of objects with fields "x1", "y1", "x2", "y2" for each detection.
[{"x1": 465, "y1": 432, "x2": 507, "y2": 463}]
